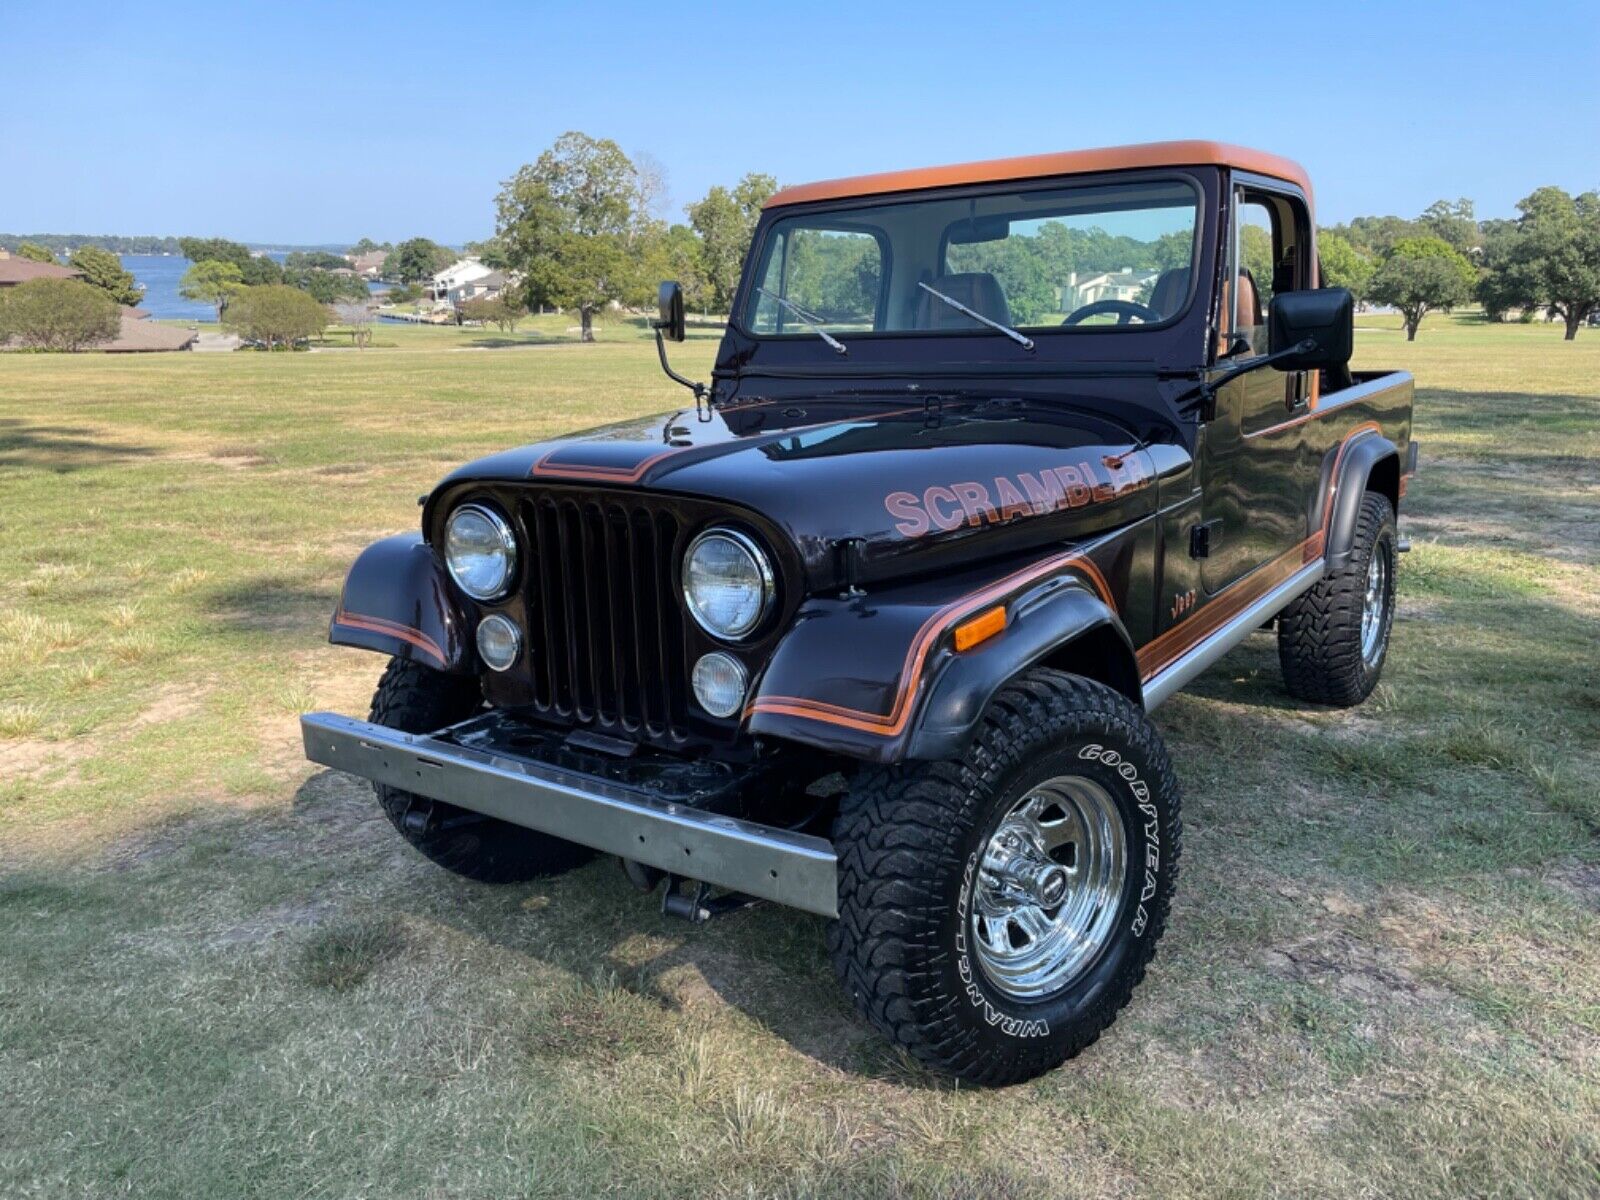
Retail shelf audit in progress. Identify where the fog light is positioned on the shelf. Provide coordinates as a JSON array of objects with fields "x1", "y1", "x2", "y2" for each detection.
[
  {"x1": 475, "y1": 614, "x2": 521, "y2": 672},
  {"x1": 691, "y1": 652, "x2": 747, "y2": 718}
]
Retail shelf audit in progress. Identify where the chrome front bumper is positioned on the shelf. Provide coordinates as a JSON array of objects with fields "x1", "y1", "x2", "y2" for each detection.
[{"x1": 299, "y1": 712, "x2": 839, "y2": 917}]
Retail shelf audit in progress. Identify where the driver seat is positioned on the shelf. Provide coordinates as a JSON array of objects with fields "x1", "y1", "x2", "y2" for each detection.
[
  {"x1": 1148, "y1": 268, "x2": 1190, "y2": 319},
  {"x1": 915, "y1": 273, "x2": 1012, "y2": 331}
]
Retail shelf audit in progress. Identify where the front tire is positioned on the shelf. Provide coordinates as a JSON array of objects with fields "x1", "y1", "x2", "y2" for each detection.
[
  {"x1": 827, "y1": 669, "x2": 1182, "y2": 1086},
  {"x1": 1278, "y1": 491, "x2": 1397, "y2": 706},
  {"x1": 369, "y1": 658, "x2": 593, "y2": 883}
]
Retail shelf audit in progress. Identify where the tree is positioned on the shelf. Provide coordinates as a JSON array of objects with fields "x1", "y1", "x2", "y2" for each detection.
[
  {"x1": 68, "y1": 246, "x2": 142, "y2": 306},
  {"x1": 688, "y1": 172, "x2": 777, "y2": 311},
  {"x1": 0, "y1": 278, "x2": 120, "y2": 350},
  {"x1": 281, "y1": 265, "x2": 368, "y2": 303},
  {"x1": 223, "y1": 284, "x2": 327, "y2": 349},
  {"x1": 349, "y1": 238, "x2": 390, "y2": 256},
  {"x1": 389, "y1": 238, "x2": 455, "y2": 283},
  {"x1": 1368, "y1": 236, "x2": 1476, "y2": 340},
  {"x1": 1474, "y1": 218, "x2": 1525, "y2": 322},
  {"x1": 1503, "y1": 186, "x2": 1600, "y2": 340},
  {"x1": 1317, "y1": 231, "x2": 1374, "y2": 302},
  {"x1": 1419, "y1": 198, "x2": 1479, "y2": 255},
  {"x1": 284, "y1": 250, "x2": 349, "y2": 271},
  {"x1": 643, "y1": 222, "x2": 709, "y2": 313},
  {"x1": 177, "y1": 237, "x2": 282, "y2": 285},
  {"x1": 459, "y1": 292, "x2": 526, "y2": 332},
  {"x1": 15, "y1": 242, "x2": 57, "y2": 263},
  {"x1": 496, "y1": 131, "x2": 648, "y2": 342},
  {"x1": 180, "y1": 260, "x2": 245, "y2": 321},
  {"x1": 332, "y1": 301, "x2": 374, "y2": 348}
]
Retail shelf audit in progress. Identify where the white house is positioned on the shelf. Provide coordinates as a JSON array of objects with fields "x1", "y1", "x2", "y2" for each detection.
[
  {"x1": 1059, "y1": 268, "x2": 1160, "y2": 314},
  {"x1": 429, "y1": 258, "x2": 498, "y2": 301}
]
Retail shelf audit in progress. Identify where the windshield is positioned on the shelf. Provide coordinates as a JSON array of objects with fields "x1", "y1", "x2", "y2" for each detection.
[{"x1": 743, "y1": 178, "x2": 1199, "y2": 340}]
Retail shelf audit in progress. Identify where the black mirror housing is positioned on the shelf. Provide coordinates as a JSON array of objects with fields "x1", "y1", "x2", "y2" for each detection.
[
  {"x1": 1268, "y1": 288, "x2": 1353, "y2": 371},
  {"x1": 655, "y1": 281, "x2": 686, "y2": 343}
]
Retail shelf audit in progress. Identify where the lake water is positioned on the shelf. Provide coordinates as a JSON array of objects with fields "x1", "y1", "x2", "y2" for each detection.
[{"x1": 119, "y1": 253, "x2": 386, "y2": 320}]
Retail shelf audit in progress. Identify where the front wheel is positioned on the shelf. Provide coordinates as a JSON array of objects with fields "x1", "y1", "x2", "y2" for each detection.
[{"x1": 827, "y1": 669, "x2": 1182, "y2": 1086}]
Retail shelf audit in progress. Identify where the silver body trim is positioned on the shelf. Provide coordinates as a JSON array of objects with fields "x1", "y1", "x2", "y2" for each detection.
[
  {"x1": 300, "y1": 712, "x2": 839, "y2": 917},
  {"x1": 1142, "y1": 560, "x2": 1324, "y2": 709}
]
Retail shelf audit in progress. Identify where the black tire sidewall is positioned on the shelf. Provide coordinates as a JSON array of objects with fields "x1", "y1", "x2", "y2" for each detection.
[{"x1": 938, "y1": 720, "x2": 1171, "y2": 1053}]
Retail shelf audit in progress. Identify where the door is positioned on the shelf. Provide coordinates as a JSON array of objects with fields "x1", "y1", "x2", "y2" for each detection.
[{"x1": 1195, "y1": 184, "x2": 1316, "y2": 594}]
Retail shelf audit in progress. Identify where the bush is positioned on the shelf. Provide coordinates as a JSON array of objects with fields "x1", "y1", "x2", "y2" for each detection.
[
  {"x1": 0, "y1": 278, "x2": 121, "y2": 351},
  {"x1": 458, "y1": 292, "x2": 526, "y2": 332},
  {"x1": 223, "y1": 284, "x2": 328, "y2": 349}
]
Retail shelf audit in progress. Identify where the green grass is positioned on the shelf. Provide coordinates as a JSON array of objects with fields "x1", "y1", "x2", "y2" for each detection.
[{"x1": 2, "y1": 313, "x2": 1598, "y2": 1198}]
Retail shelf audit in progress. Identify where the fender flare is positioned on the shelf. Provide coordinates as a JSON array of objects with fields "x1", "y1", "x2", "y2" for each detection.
[
  {"x1": 328, "y1": 534, "x2": 473, "y2": 672},
  {"x1": 904, "y1": 582, "x2": 1140, "y2": 761},
  {"x1": 1323, "y1": 433, "x2": 1400, "y2": 572}
]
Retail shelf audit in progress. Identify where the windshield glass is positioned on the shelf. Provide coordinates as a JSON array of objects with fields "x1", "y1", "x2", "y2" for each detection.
[{"x1": 743, "y1": 178, "x2": 1199, "y2": 339}]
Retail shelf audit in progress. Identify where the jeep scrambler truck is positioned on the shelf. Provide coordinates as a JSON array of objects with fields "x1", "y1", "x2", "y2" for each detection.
[{"x1": 302, "y1": 141, "x2": 1415, "y2": 1085}]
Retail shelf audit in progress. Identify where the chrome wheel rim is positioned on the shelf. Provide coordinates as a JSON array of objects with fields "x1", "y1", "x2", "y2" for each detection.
[
  {"x1": 1360, "y1": 545, "x2": 1389, "y2": 665},
  {"x1": 970, "y1": 775, "x2": 1127, "y2": 1001}
]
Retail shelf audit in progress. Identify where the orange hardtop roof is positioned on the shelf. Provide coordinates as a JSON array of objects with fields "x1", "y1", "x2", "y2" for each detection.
[{"x1": 765, "y1": 140, "x2": 1313, "y2": 210}]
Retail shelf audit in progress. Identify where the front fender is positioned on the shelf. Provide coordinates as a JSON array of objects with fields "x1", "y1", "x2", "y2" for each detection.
[
  {"x1": 745, "y1": 537, "x2": 1130, "y2": 763},
  {"x1": 329, "y1": 535, "x2": 473, "y2": 672}
]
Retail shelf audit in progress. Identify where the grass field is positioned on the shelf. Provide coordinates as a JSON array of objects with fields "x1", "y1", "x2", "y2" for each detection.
[{"x1": 2, "y1": 314, "x2": 1597, "y2": 1198}]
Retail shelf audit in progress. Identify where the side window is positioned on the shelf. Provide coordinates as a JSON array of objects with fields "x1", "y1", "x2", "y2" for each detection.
[
  {"x1": 746, "y1": 228, "x2": 883, "y2": 334},
  {"x1": 1230, "y1": 196, "x2": 1277, "y2": 352}
]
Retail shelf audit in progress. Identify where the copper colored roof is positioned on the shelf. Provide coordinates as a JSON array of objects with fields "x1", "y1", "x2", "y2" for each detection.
[
  {"x1": 0, "y1": 258, "x2": 83, "y2": 284},
  {"x1": 765, "y1": 140, "x2": 1314, "y2": 210}
]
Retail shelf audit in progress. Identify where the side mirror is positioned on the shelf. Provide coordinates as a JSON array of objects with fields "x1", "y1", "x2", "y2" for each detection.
[
  {"x1": 654, "y1": 281, "x2": 686, "y2": 343},
  {"x1": 1268, "y1": 287, "x2": 1353, "y2": 370}
]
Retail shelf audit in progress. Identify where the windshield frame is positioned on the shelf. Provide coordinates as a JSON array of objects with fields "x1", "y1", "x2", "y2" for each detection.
[{"x1": 732, "y1": 168, "x2": 1206, "y2": 346}]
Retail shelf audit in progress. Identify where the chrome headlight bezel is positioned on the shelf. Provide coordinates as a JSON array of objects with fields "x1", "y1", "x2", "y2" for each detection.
[
  {"x1": 444, "y1": 503, "x2": 518, "y2": 601},
  {"x1": 681, "y1": 527, "x2": 775, "y2": 642}
]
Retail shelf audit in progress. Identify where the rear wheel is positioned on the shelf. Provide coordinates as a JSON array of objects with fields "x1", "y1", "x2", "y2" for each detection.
[
  {"x1": 827, "y1": 669, "x2": 1181, "y2": 1086},
  {"x1": 1278, "y1": 491, "x2": 1397, "y2": 706},
  {"x1": 369, "y1": 658, "x2": 593, "y2": 883}
]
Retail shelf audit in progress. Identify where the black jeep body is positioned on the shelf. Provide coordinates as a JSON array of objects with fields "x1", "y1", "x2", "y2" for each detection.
[{"x1": 303, "y1": 141, "x2": 1414, "y2": 1083}]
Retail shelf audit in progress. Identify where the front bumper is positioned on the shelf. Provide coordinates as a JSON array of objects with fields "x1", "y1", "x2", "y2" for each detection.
[{"x1": 299, "y1": 712, "x2": 839, "y2": 917}]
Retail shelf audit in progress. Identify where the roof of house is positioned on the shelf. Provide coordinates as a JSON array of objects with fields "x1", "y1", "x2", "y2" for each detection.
[
  {"x1": 99, "y1": 314, "x2": 199, "y2": 353},
  {"x1": 765, "y1": 140, "x2": 1314, "y2": 211},
  {"x1": 0, "y1": 258, "x2": 83, "y2": 285},
  {"x1": 351, "y1": 250, "x2": 389, "y2": 270}
]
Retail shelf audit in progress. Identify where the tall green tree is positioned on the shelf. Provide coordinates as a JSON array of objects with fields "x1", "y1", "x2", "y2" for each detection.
[
  {"x1": 1474, "y1": 218, "x2": 1525, "y2": 322},
  {"x1": 0, "y1": 278, "x2": 121, "y2": 350},
  {"x1": 68, "y1": 246, "x2": 143, "y2": 306},
  {"x1": 179, "y1": 260, "x2": 245, "y2": 320},
  {"x1": 687, "y1": 172, "x2": 777, "y2": 311},
  {"x1": 15, "y1": 242, "x2": 57, "y2": 264},
  {"x1": 389, "y1": 238, "x2": 455, "y2": 283},
  {"x1": 1317, "y1": 231, "x2": 1375, "y2": 302},
  {"x1": 496, "y1": 132, "x2": 647, "y2": 342},
  {"x1": 1504, "y1": 186, "x2": 1600, "y2": 340},
  {"x1": 223, "y1": 284, "x2": 327, "y2": 349},
  {"x1": 177, "y1": 237, "x2": 282, "y2": 285},
  {"x1": 1368, "y1": 236, "x2": 1476, "y2": 340},
  {"x1": 1419, "y1": 198, "x2": 1479, "y2": 255}
]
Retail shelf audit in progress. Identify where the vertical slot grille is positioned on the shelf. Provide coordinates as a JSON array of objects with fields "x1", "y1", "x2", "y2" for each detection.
[{"x1": 521, "y1": 493, "x2": 687, "y2": 741}]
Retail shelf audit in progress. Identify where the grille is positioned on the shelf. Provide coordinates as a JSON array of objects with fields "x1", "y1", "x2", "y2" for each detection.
[{"x1": 519, "y1": 492, "x2": 690, "y2": 742}]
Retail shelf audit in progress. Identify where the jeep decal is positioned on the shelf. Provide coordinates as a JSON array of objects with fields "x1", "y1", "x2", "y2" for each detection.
[{"x1": 884, "y1": 456, "x2": 1151, "y2": 538}]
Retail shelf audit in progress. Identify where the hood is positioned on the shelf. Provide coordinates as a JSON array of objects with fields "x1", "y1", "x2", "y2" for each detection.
[{"x1": 430, "y1": 393, "x2": 1192, "y2": 590}]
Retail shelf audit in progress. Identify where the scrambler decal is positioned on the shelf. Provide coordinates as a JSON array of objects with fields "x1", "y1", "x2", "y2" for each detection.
[
  {"x1": 1078, "y1": 743, "x2": 1159, "y2": 937},
  {"x1": 955, "y1": 856, "x2": 1050, "y2": 1039},
  {"x1": 884, "y1": 455, "x2": 1152, "y2": 538}
]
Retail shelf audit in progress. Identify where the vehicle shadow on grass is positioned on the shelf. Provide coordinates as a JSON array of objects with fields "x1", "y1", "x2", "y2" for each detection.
[
  {"x1": 201, "y1": 577, "x2": 339, "y2": 637},
  {"x1": 286, "y1": 767, "x2": 957, "y2": 1089},
  {"x1": 0, "y1": 418, "x2": 155, "y2": 473}
]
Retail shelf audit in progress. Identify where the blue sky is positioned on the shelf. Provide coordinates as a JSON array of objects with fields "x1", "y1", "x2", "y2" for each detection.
[{"x1": 4, "y1": 1, "x2": 1597, "y2": 245}]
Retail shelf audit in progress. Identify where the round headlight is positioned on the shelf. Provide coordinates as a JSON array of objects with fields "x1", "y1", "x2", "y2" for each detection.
[
  {"x1": 692, "y1": 652, "x2": 748, "y2": 718},
  {"x1": 682, "y1": 529, "x2": 774, "y2": 641},
  {"x1": 445, "y1": 504, "x2": 517, "y2": 600},
  {"x1": 475, "y1": 614, "x2": 521, "y2": 672}
]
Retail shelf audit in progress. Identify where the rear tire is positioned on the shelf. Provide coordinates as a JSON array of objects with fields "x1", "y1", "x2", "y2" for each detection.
[
  {"x1": 1278, "y1": 491, "x2": 1397, "y2": 706},
  {"x1": 369, "y1": 658, "x2": 593, "y2": 883},
  {"x1": 827, "y1": 669, "x2": 1181, "y2": 1086}
]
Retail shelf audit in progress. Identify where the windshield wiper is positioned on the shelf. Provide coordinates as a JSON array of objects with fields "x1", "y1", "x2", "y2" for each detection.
[
  {"x1": 917, "y1": 281, "x2": 1035, "y2": 351},
  {"x1": 755, "y1": 288, "x2": 848, "y2": 355}
]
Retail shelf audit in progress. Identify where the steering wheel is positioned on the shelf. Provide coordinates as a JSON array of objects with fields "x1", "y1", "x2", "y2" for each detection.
[{"x1": 1061, "y1": 299, "x2": 1160, "y2": 326}]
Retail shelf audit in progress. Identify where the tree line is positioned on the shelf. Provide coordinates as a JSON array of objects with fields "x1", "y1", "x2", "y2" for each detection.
[
  {"x1": 1, "y1": 233, "x2": 182, "y2": 255},
  {"x1": 1319, "y1": 191, "x2": 1600, "y2": 340}
]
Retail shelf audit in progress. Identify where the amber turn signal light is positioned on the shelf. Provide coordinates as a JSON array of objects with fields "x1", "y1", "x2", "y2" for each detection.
[{"x1": 953, "y1": 605, "x2": 1007, "y2": 652}]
